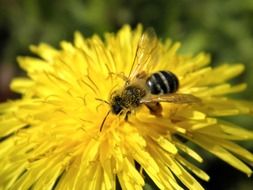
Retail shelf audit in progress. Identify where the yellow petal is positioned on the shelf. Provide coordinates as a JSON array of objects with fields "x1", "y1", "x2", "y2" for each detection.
[
  {"x1": 192, "y1": 134, "x2": 252, "y2": 176},
  {"x1": 176, "y1": 154, "x2": 210, "y2": 181}
]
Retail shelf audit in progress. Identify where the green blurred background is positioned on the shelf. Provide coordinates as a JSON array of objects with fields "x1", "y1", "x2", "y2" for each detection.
[{"x1": 0, "y1": 0, "x2": 253, "y2": 189}]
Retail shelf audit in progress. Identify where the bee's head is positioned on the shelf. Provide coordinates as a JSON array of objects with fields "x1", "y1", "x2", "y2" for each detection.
[{"x1": 111, "y1": 95, "x2": 123, "y2": 114}]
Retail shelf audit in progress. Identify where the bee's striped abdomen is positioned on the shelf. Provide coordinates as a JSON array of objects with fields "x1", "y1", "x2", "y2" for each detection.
[{"x1": 146, "y1": 71, "x2": 179, "y2": 95}]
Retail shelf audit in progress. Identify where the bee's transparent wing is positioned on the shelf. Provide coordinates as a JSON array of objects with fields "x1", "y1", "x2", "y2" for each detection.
[
  {"x1": 127, "y1": 28, "x2": 159, "y2": 82},
  {"x1": 140, "y1": 93, "x2": 201, "y2": 104}
]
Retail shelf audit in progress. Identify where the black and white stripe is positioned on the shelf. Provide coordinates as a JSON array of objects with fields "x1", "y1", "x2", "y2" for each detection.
[{"x1": 146, "y1": 71, "x2": 179, "y2": 95}]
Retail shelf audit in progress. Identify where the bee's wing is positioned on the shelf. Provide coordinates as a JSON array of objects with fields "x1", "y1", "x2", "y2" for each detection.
[
  {"x1": 140, "y1": 93, "x2": 201, "y2": 104},
  {"x1": 127, "y1": 28, "x2": 159, "y2": 82}
]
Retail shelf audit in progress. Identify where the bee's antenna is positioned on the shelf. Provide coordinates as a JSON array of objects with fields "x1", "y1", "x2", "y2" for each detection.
[
  {"x1": 95, "y1": 98, "x2": 110, "y2": 105},
  {"x1": 95, "y1": 98, "x2": 111, "y2": 131},
  {"x1": 100, "y1": 110, "x2": 111, "y2": 131}
]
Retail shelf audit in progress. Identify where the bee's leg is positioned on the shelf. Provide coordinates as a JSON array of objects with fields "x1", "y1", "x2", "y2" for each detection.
[
  {"x1": 124, "y1": 110, "x2": 131, "y2": 121},
  {"x1": 145, "y1": 102, "x2": 162, "y2": 116}
]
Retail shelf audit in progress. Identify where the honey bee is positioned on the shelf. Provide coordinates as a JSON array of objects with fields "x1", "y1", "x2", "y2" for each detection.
[{"x1": 98, "y1": 28, "x2": 200, "y2": 131}]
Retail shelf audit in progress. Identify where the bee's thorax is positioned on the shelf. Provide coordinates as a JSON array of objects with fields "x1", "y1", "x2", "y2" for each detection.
[{"x1": 111, "y1": 85, "x2": 146, "y2": 114}]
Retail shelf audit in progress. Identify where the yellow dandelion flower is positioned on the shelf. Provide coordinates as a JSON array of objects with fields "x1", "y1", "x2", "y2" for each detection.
[{"x1": 1, "y1": 25, "x2": 253, "y2": 190}]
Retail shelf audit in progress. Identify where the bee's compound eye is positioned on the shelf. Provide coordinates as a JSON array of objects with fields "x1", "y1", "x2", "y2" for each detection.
[
  {"x1": 112, "y1": 104, "x2": 122, "y2": 114},
  {"x1": 111, "y1": 95, "x2": 123, "y2": 114}
]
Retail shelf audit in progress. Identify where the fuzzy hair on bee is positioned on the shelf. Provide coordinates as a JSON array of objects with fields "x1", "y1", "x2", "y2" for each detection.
[{"x1": 98, "y1": 28, "x2": 200, "y2": 131}]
